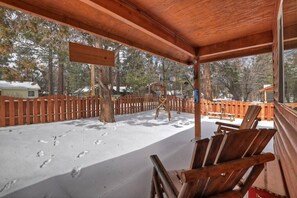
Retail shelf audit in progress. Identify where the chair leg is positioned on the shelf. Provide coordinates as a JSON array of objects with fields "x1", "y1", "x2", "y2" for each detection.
[
  {"x1": 241, "y1": 164, "x2": 264, "y2": 195},
  {"x1": 150, "y1": 177, "x2": 156, "y2": 198},
  {"x1": 152, "y1": 168, "x2": 164, "y2": 198}
]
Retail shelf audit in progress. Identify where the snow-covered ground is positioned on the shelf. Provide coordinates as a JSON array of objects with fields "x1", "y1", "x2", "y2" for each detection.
[{"x1": 0, "y1": 110, "x2": 273, "y2": 198}]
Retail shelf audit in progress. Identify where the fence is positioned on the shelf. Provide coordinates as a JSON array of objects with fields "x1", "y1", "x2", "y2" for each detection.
[
  {"x1": 167, "y1": 97, "x2": 275, "y2": 121},
  {"x1": 0, "y1": 95, "x2": 283, "y2": 127},
  {"x1": 0, "y1": 95, "x2": 158, "y2": 127}
]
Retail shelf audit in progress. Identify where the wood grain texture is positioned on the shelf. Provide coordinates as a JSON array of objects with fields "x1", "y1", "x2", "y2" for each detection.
[
  {"x1": 1, "y1": 0, "x2": 296, "y2": 65},
  {"x1": 272, "y1": 1, "x2": 297, "y2": 197},
  {"x1": 81, "y1": 0, "x2": 195, "y2": 56},
  {"x1": 69, "y1": 42, "x2": 114, "y2": 66},
  {"x1": 151, "y1": 129, "x2": 275, "y2": 198}
]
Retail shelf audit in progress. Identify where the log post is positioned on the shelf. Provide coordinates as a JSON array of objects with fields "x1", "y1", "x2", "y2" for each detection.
[{"x1": 194, "y1": 55, "x2": 201, "y2": 140}]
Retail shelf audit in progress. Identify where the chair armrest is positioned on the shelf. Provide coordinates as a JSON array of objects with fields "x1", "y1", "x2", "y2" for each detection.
[
  {"x1": 150, "y1": 155, "x2": 178, "y2": 197},
  {"x1": 181, "y1": 153, "x2": 275, "y2": 183},
  {"x1": 215, "y1": 121, "x2": 240, "y2": 129}
]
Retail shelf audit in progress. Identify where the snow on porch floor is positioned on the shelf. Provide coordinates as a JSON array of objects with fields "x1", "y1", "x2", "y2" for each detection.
[{"x1": 0, "y1": 110, "x2": 273, "y2": 198}]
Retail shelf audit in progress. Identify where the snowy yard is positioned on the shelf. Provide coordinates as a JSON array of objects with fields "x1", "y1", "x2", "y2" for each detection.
[{"x1": 0, "y1": 110, "x2": 273, "y2": 198}]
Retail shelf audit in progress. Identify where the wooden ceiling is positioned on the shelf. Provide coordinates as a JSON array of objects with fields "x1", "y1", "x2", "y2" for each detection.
[{"x1": 0, "y1": 0, "x2": 296, "y2": 65}]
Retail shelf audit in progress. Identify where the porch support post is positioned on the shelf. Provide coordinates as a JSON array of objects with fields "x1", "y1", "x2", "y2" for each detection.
[{"x1": 194, "y1": 54, "x2": 201, "y2": 140}]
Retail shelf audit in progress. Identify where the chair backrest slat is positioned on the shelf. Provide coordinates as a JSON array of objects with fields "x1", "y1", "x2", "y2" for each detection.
[
  {"x1": 190, "y1": 139, "x2": 209, "y2": 169},
  {"x1": 204, "y1": 135, "x2": 225, "y2": 166},
  {"x1": 192, "y1": 135, "x2": 226, "y2": 197},
  {"x1": 239, "y1": 105, "x2": 261, "y2": 129}
]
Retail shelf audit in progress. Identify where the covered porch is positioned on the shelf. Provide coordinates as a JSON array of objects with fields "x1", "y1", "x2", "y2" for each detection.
[{"x1": 0, "y1": 0, "x2": 296, "y2": 197}]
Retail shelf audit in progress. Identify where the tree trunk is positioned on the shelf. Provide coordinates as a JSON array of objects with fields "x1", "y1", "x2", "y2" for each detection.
[
  {"x1": 204, "y1": 63, "x2": 212, "y2": 100},
  {"x1": 58, "y1": 62, "x2": 64, "y2": 95},
  {"x1": 95, "y1": 38, "x2": 115, "y2": 123},
  {"x1": 116, "y1": 54, "x2": 120, "y2": 94},
  {"x1": 98, "y1": 66, "x2": 115, "y2": 123},
  {"x1": 48, "y1": 48, "x2": 54, "y2": 95},
  {"x1": 91, "y1": 64, "x2": 95, "y2": 96}
]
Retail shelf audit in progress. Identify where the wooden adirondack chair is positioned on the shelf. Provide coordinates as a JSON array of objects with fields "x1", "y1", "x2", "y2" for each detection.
[
  {"x1": 215, "y1": 105, "x2": 262, "y2": 134},
  {"x1": 150, "y1": 129, "x2": 276, "y2": 198}
]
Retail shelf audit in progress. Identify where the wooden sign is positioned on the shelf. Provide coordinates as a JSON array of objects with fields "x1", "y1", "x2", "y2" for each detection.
[{"x1": 69, "y1": 42, "x2": 115, "y2": 66}]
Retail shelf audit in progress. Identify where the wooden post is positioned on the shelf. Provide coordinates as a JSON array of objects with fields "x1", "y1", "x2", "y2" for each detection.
[
  {"x1": 54, "y1": 96, "x2": 60, "y2": 121},
  {"x1": 0, "y1": 97, "x2": 5, "y2": 127},
  {"x1": 73, "y1": 97, "x2": 77, "y2": 120},
  {"x1": 9, "y1": 97, "x2": 15, "y2": 126},
  {"x1": 33, "y1": 98, "x2": 38, "y2": 124},
  {"x1": 26, "y1": 99, "x2": 30, "y2": 124},
  {"x1": 18, "y1": 98, "x2": 24, "y2": 125},
  {"x1": 58, "y1": 95, "x2": 67, "y2": 121},
  {"x1": 77, "y1": 97, "x2": 82, "y2": 119},
  {"x1": 48, "y1": 96, "x2": 53, "y2": 122},
  {"x1": 40, "y1": 98, "x2": 46, "y2": 123},
  {"x1": 194, "y1": 56, "x2": 201, "y2": 140},
  {"x1": 67, "y1": 96, "x2": 71, "y2": 120}
]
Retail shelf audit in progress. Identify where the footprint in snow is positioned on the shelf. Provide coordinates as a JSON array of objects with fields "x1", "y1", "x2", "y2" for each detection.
[
  {"x1": 71, "y1": 166, "x2": 82, "y2": 178},
  {"x1": 94, "y1": 140, "x2": 102, "y2": 145},
  {"x1": 0, "y1": 180, "x2": 17, "y2": 192},
  {"x1": 101, "y1": 132, "x2": 108, "y2": 136},
  {"x1": 54, "y1": 140, "x2": 60, "y2": 146},
  {"x1": 43, "y1": 192, "x2": 53, "y2": 198},
  {"x1": 77, "y1": 151, "x2": 89, "y2": 158},
  {"x1": 58, "y1": 134, "x2": 67, "y2": 138},
  {"x1": 37, "y1": 150, "x2": 44, "y2": 157},
  {"x1": 38, "y1": 140, "x2": 48, "y2": 144},
  {"x1": 40, "y1": 155, "x2": 54, "y2": 168}
]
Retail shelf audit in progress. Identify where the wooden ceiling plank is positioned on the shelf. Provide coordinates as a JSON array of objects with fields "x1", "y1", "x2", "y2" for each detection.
[
  {"x1": 80, "y1": 0, "x2": 196, "y2": 56},
  {"x1": 0, "y1": 0, "x2": 192, "y2": 65}
]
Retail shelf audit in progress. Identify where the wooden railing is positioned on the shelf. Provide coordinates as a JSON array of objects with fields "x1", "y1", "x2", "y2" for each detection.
[
  {"x1": 0, "y1": 95, "x2": 158, "y2": 127},
  {"x1": 0, "y1": 95, "x2": 282, "y2": 127}
]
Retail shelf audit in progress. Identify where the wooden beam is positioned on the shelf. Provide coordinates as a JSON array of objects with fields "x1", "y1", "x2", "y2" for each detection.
[
  {"x1": 0, "y1": 0, "x2": 193, "y2": 65},
  {"x1": 69, "y1": 42, "x2": 115, "y2": 66},
  {"x1": 199, "y1": 23, "x2": 297, "y2": 63},
  {"x1": 200, "y1": 32, "x2": 273, "y2": 63},
  {"x1": 80, "y1": 0, "x2": 195, "y2": 57},
  {"x1": 200, "y1": 45, "x2": 272, "y2": 63},
  {"x1": 200, "y1": 31, "x2": 273, "y2": 58}
]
